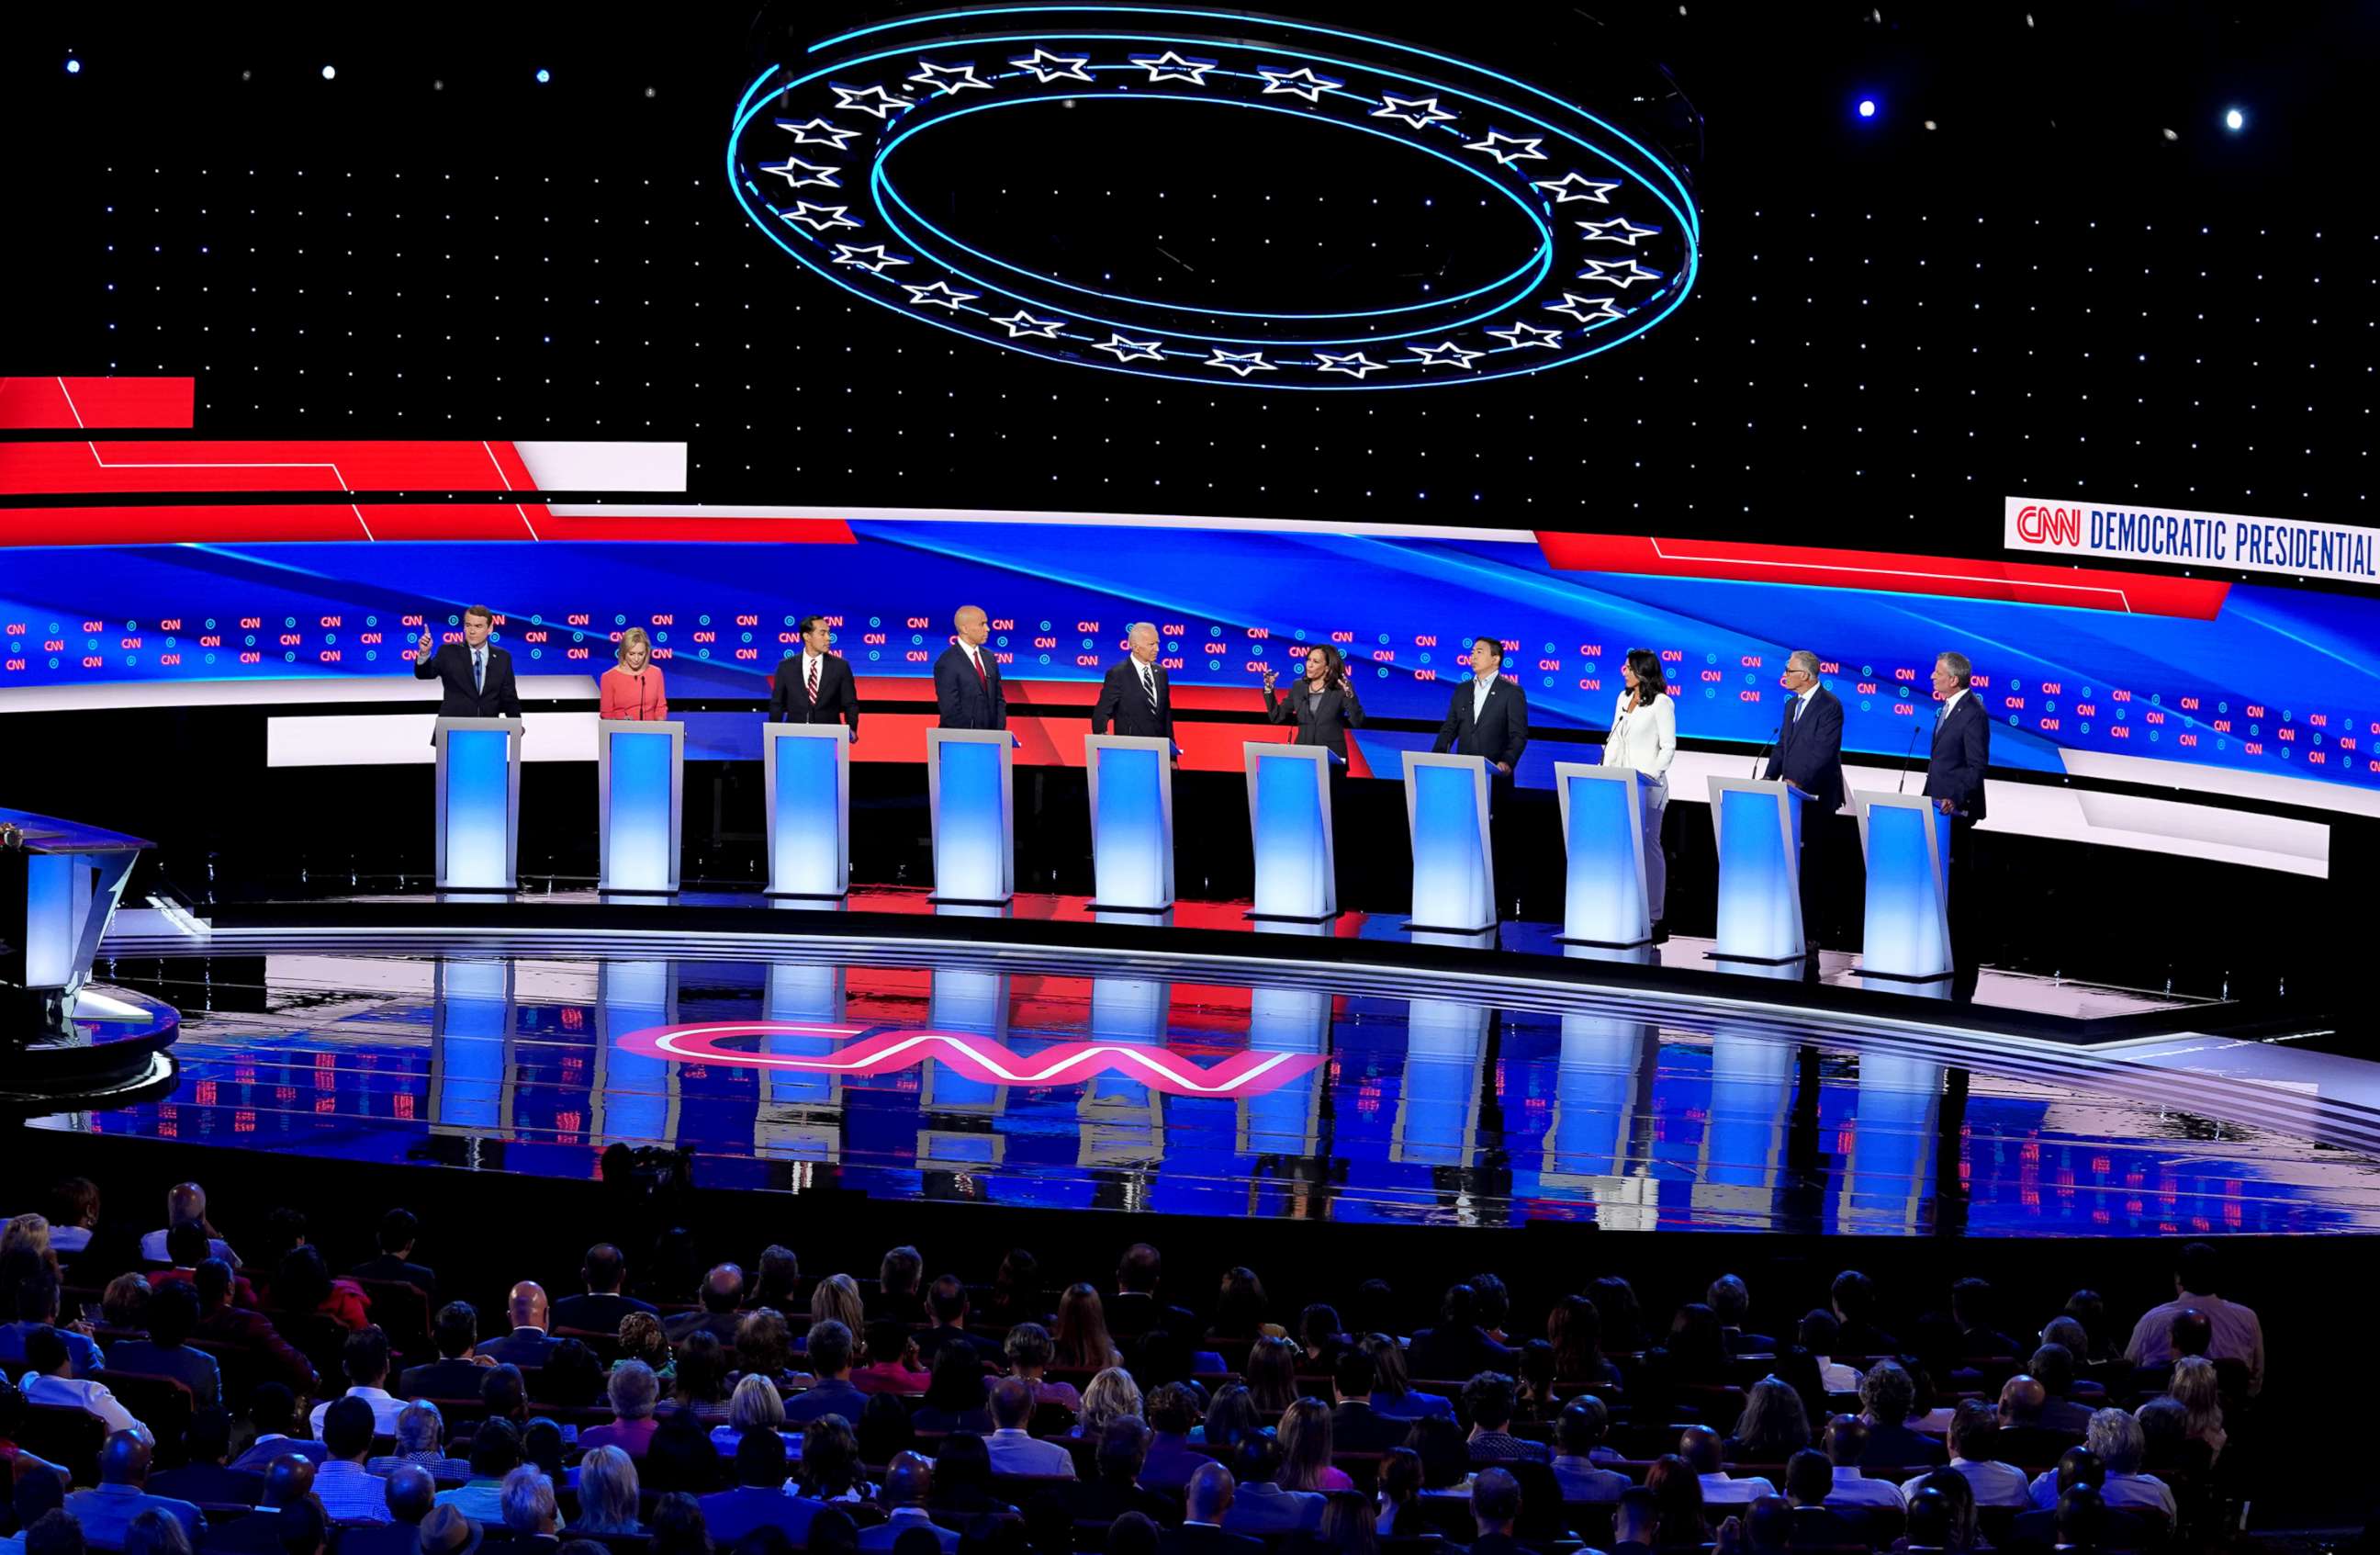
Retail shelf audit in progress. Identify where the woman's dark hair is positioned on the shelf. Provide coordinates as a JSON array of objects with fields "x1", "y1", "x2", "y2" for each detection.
[
  {"x1": 273, "y1": 1245, "x2": 332, "y2": 1315},
  {"x1": 1516, "y1": 1340, "x2": 1556, "y2": 1406},
  {"x1": 647, "y1": 1493, "x2": 711, "y2": 1555},
  {"x1": 1623, "y1": 648, "x2": 1666, "y2": 705},
  {"x1": 925, "y1": 1345, "x2": 989, "y2": 1414},
  {"x1": 642, "y1": 1413, "x2": 723, "y2": 1495},
  {"x1": 1664, "y1": 1303, "x2": 1727, "y2": 1376},
  {"x1": 541, "y1": 1338, "x2": 605, "y2": 1406},
  {"x1": 1302, "y1": 644, "x2": 1346, "y2": 682},
  {"x1": 927, "y1": 1432, "x2": 995, "y2": 1510},
  {"x1": 1549, "y1": 1295, "x2": 1606, "y2": 1380},
  {"x1": 1587, "y1": 1278, "x2": 1645, "y2": 1353},
  {"x1": 1378, "y1": 1448, "x2": 1422, "y2": 1507},
  {"x1": 799, "y1": 1416, "x2": 865, "y2": 1500},
  {"x1": 735, "y1": 1310, "x2": 791, "y2": 1380},
  {"x1": 1402, "y1": 1416, "x2": 1468, "y2": 1491},
  {"x1": 1641, "y1": 1455, "x2": 1706, "y2": 1543},
  {"x1": 1212, "y1": 1268, "x2": 1266, "y2": 1338},
  {"x1": 1297, "y1": 1304, "x2": 1342, "y2": 1360},
  {"x1": 1202, "y1": 1385, "x2": 1262, "y2": 1453},
  {"x1": 674, "y1": 1332, "x2": 728, "y2": 1404},
  {"x1": 857, "y1": 1392, "x2": 915, "y2": 1466}
]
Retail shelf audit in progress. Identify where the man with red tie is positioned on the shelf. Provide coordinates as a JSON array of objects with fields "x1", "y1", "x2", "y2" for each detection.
[
  {"x1": 769, "y1": 614, "x2": 859, "y2": 735},
  {"x1": 932, "y1": 604, "x2": 1006, "y2": 729}
]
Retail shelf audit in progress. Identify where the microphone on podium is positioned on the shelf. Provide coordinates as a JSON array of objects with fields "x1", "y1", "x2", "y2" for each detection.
[{"x1": 1895, "y1": 719, "x2": 1923, "y2": 794}]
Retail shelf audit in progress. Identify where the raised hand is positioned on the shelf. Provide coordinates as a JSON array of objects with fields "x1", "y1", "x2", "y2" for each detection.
[
  {"x1": 417, "y1": 625, "x2": 437, "y2": 659},
  {"x1": 1261, "y1": 669, "x2": 1278, "y2": 692}
]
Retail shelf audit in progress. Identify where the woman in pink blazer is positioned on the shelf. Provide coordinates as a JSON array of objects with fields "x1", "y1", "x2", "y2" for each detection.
[{"x1": 600, "y1": 627, "x2": 668, "y2": 720}]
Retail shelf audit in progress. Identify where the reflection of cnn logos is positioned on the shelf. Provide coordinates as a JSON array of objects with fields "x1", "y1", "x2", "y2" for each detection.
[{"x1": 2015, "y1": 503, "x2": 2082, "y2": 547}]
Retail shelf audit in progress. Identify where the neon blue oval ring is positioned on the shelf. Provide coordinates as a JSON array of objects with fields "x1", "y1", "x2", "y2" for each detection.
[{"x1": 727, "y1": 5, "x2": 1701, "y2": 390}]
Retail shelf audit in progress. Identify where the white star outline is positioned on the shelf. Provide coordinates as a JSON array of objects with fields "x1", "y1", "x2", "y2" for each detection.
[
  {"x1": 992, "y1": 310, "x2": 1067, "y2": 339},
  {"x1": 907, "y1": 60, "x2": 993, "y2": 96},
  {"x1": 1093, "y1": 332, "x2": 1166, "y2": 363},
  {"x1": 830, "y1": 84, "x2": 915, "y2": 120},
  {"x1": 1406, "y1": 341, "x2": 1483, "y2": 370},
  {"x1": 1205, "y1": 349, "x2": 1278, "y2": 377},
  {"x1": 1312, "y1": 351, "x2": 1386, "y2": 379},
  {"x1": 775, "y1": 117, "x2": 862, "y2": 151},
  {"x1": 1576, "y1": 217, "x2": 1660, "y2": 247},
  {"x1": 1255, "y1": 65, "x2": 1344, "y2": 103},
  {"x1": 1372, "y1": 93, "x2": 1457, "y2": 130},
  {"x1": 1128, "y1": 50, "x2": 1218, "y2": 84},
  {"x1": 1577, "y1": 256, "x2": 1661, "y2": 288},
  {"x1": 783, "y1": 202, "x2": 862, "y2": 231},
  {"x1": 1531, "y1": 172, "x2": 1620, "y2": 204},
  {"x1": 1546, "y1": 291, "x2": 1625, "y2": 324},
  {"x1": 902, "y1": 279, "x2": 980, "y2": 311},
  {"x1": 1463, "y1": 130, "x2": 1546, "y2": 166},
  {"x1": 759, "y1": 155, "x2": 841, "y2": 191},
  {"x1": 829, "y1": 243, "x2": 909, "y2": 274},
  {"x1": 1007, "y1": 48, "x2": 1095, "y2": 83},
  {"x1": 1487, "y1": 321, "x2": 1565, "y2": 350}
]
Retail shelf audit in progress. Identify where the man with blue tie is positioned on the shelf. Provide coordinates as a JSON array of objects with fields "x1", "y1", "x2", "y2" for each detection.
[
  {"x1": 1922, "y1": 650, "x2": 1991, "y2": 996},
  {"x1": 1763, "y1": 650, "x2": 1846, "y2": 954},
  {"x1": 413, "y1": 605, "x2": 522, "y2": 727}
]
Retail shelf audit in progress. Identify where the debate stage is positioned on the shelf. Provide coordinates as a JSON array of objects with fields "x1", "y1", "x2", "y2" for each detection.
[{"x1": 29, "y1": 884, "x2": 2376, "y2": 1238}]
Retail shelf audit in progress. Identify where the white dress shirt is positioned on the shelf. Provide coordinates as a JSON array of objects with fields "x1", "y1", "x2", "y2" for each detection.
[
  {"x1": 1792, "y1": 682, "x2": 1819, "y2": 720},
  {"x1": 310, "y1": 1385, "x2": 407, "y2": 1438},
  {"x1": 1699, "y1": 1471, "x2": 1775, "y2": 1505},
  {"x1": 2028, "y1": 1467, "x2": 2175, "y2": 1520},
  {"x1": 1822, "y1": 1467, "x2": 1905, "y2": 1510},
  {"x1": 1905, "y1": 1458, "x2": 2031, "y2": 1508},
  {"x1": 22, "y1": 1372, "x2": 146, "y2": 1438},
  {"x1": 803, "y1": 651, "x2": 826, "y2": 693},
  {"x1": 1472, "y1": 675, "x2": 1495, "y2": 723},
  {"x1": 1606, "y1": 690, "x2": 1677, "y2": 780},
  {"x1": 2125, "y1": 1293, "x2": 2264, "y2": 1394},
  {"x1": 1937, "y1": 687, "x2": 1969, "y2": 721}
]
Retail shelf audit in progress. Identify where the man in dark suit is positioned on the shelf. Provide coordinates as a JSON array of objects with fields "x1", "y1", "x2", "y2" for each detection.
[
  {"x1": 1161, "y1": 1464, "x2": 1263, "y2": 1555},
  {"x1": 1921, "y1": 650, "x2": 1990, "y2": 996},
  {"x1": 663, "y1": 1266, "x2": 747, "y2": 1346},
  {"x1": 411, "y1": 604, "x2": 522, "y2": 724},
  {"x1": 1464, "y1": 1469, "x2": 1529, "y2": 1555},
  {"x1": 148, "y1": 1406, "x2": 265, "y2": 1508},
  {"x1": 1106, "y1": 1244, "x2": 1165, "y2": 1337},
  {"x1": 1431, "y1": 636, "x2": 1529, "y2": 779},
  {"x1": 477, "y1": 1283, "x2": 556, "y2": 1369},
  {"x1": 932, "y1": 604, "x2": 1006, "y2": 729},
  {"x1": 1328, "y1": 1349, "x2": 1406, "y2": 1453},
  {"x1": 913, "y1": 1275, "x2": 1004, "y2": 1365},
  {"x1": 770, "y1": 614, "x2": 860, "y2": 736},
  {"x1": 399, "y1": 1302, "x2": 492, "y2": 1400},
  {"x1": 550, "y1": 1245, "x2": 656, "y2": 1335},
  {"x1": 198, "y1": 1458, "x2": 317, "y2": 1555},
  {"x1": 195, "y1": 1263, "x2": 318, "y2": 1397},
  {"x1": 1780, "y1": 1451, "x2": 1865, "y2": 1547},
  {"x1": 1762, "y1": 650, "x2": 1847, "y2": 954},
  {"x1": 1608, "y1": 1488, "x2": 1659, "y2": 1555},
  {"x1": 348, "y1": 1209, "x2": 439, "y2": 1305},
  {"x1": 701, "y1": 1432, "x2": 828, "y2": 1546},
  {"x1": 1092, "y1": 624, "x2": 1175, "y2": 741},
  {"x1": 1408, "y1": 1283, "x2": 1515, "y2": 1383}
]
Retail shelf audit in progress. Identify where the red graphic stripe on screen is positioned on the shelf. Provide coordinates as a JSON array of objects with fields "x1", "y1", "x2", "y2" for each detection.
[
  {"x1": 620, "y1": 1020, "x2": 1328, "y2": 1098},
  {"x1": 0, "y1": 439, "x2": 552, "y2": 496},
  {"x1": 0, "y1": 377, "x2": 196, "y2": 430},
  {"x1": 1533, "y1": 532, "x2": 2232, "y2": 620},
  {"x1": 0, "y1": 505, "x2": 855, "y2": 547}
]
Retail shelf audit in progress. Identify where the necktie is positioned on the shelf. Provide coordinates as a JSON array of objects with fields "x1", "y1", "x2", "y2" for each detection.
[
  {"x1": 473, "y1": 648, "x2": 484, "y2": 693},
  {"x1": 1139, "y1": 662, "x2": 1158, "y2": 717},
  {"x1": 971, "y1": 649, "x2": 988, "y2": 690},
  {"x1": 1793, "y1": 693, "x2": 1806, "y2": 722},
  {"x1": 806, "y1": 656, "x2": 820, "y2": 706}
]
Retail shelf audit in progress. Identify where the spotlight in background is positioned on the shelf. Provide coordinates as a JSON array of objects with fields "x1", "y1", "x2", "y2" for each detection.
[
  {"x1": 65, "y1": 57, "x2": 82, "y2": 74},
  {"x1": 535, "y1": 68, "x2": 551, "y2": 84},
  {"x1": 2223, "y1": 106, "x2": 2245, "y2": 131},
  {"x1": 1856, "y1": 96, "x2": 1878, "y2": 120},
  {"x1": 321, "y1": 64, "x2": 337, "y2": 81}
]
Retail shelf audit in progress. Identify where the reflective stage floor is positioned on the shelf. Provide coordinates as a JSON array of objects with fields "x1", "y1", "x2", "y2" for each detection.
[{"x1": 30, "y1": 936, "x2": 2380, "y2": 1236}]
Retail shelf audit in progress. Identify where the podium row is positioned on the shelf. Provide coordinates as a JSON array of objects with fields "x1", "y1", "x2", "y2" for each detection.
[{"x1": 431, "y1": 718, "x2": 1960, "y2": 982}]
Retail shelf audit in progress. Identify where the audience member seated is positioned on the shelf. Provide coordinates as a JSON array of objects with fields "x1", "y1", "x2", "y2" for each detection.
[
  {"x1": 648, "y1": 1493, "x2": 711, "y2": 1555},
  {"x1": 1105, "y1": 1246, "x2": 1169, "y2": 1341},
  {"x1": 1465, "y1": 1468, "x2": 1527, "y2": 1555},
  {"x1": 1727, "y1": 1378, "x2": 1812, "y2": 1465},
  {"x1": 1194, "y1": 1385, "x2": 1263, "y2": 1459},
  {"x1": 733, "y1": 1311, "x2": 799, "y2": 1395},
  {"x1": 145, "y1": 1226, "x2": 260, "y2": 1314},
  {"x1": 146, "y1": 1407, "x2": 261, "y2": 1507},
  {"x1": 138, "y1": 1185, "x2": 239, "y2": 1270},
  {"x1": 1275, "y1": 1399, "x2": 1350, "y2": 1494},
  {"x1": 2026, "y1": 1411, "x2": 2172, "y2": 1523},
  {"x1": 1374, "y1": 1449, "x2": 1422, "y2": 1538},
  {"x1": 1608, "y1": 1486, "x2": 1659, "y2": 1555},
  {"x1": 854, "y1": 1321, "x2": 929, "y2": 1397},
  {"x1": 365, "y1": 1403, "x2": 470, "y2": 1482},
  {"x1": 63, "y1": 1435, "x2": 206, "y2": 1551},
  {"x1": 99, "y1": 1274, "x2": 150, "y2": 1338},
  {"x1": 1639, "y1": 1455, "x2": 1707, "y2": 1548},
  {"x1": 778, "y1": 1322, "x2": 859, "y2": 1426},
  {"x1": 666, "y1": 1268, "x2": 747, "y2": 1347},
  {"x1": 1941, "y1": 1279, "x2": 2021, "y2": 1365},
  {"x1": 21, "y1": 1327, "x2": 145, "y2": 1441},
  {"x1": 1002, "y1": 1324, "x2": 1076, "y2": 1414},
  {"x1": 576, "y1": 1359, "x2": 662, "y2": 1459},
  {"x1": 1778, "y1": 1450, "x2": 1863, "y2": 1547},
  {"x1": 269, "y1": 1246, "x2": 369, "y2": 1334},
  {"x1": 1903, "y1": 1470, "x2": 1980, "y2": 1554},
  {"x1": 307, "y1": 1327, "x2": 403, "y2": 1437},
  {"x1": 1052, "y1": 1285, "x2": 1124, "y2": 1373},
  {"x1": 662, "y1": 1334, "x2": 735, "y2": 1427},
  {"x1": 2025, "y1": 1345, "x2": 2094, "y2": 1437},
  {"x1": 1808, "y1": 1418, "x2": 1902, "y2": 1513},
  {"x1": 1070, "y1": 1368, "x2": 1141, "y2": 1450},
  {"x1": 393, "y1": 1302, "x2": 483, "y2": 1399},
  {"x1": 1359, "y1": 1336, "x2": 1450, "y2": 1424},
  {"x1": 1855, "y1": 1364, "x2": 1945, "y2": 1472},
  {"x1": 1902, "y1": 1401, "x2": 2026, "y2": 1510},
  {"x1": 1319, "y1": 1349, "x2": 1397, "y2": 1457},
  {"x1": 227, "y1": 1387, "x2": 323, "y2": 1473},
  {"x1": 121, "y1": 1507, "x2": 194, "y2": 1555},
  {"x1": 1315, "y1": 1492, "x2": 1375, "y2": 1555},
  {"x1": 433, "y1": 1416, "x2": 523, "y2": 1523},
  {"x1": 983, "y1": 1378, "x2": 1075, "y2": 1479},
  {"x1": 501, "y1": 1465, "x2": 561, "y2": 1555},
  {"x1": 1799, "y1": 1313, "x2": 1861, "y2": 1396},
  {"x1": 796, "y1": 1416, "x2": 875, "y2": 1506},
  {"x1": 200, "y1": 1456, "x2": 318, "y2": 1555},
  {"x1": 748, "y1": 1245, "x2": 803, "y2": 1319},
  {"x1": 1407, "y1": 1287, "x2": 1513, "y2": 1383},
  {"x1": 617, "y1": 1313, "x2": 676, "y2": 1384},
  {"x1": 857, "y1": 1454, "x2": 957, "y2": 1555},
  {"x1": 1828, "y1": 1273, "x2": 1896, "y2": 1359},
  {"x1": 1217, "y1": 1437, "x2": 1322, "y2": 1537},
  {"x1": 563, "y1": 1444, "x2": 646, "y2": 1537},
  {"x1": 334, "y1": 1466, "x2": 438, "y2": 1555},
  {"x1": 1708, "y1": 1277, "x2": 1778, "y2": 1357},
  {"x1": 702, "y1": 1430, "x2": 825, "y2": 1546},
  {"x1": 915, "y1": 1278, "x2": 1002, "y2": 1367},
  {"x1": 1989, "y1": 1375, "x2": 2075, "y2": 1468},
  {"x1": 712, "y1": 1374, "x2": 796, "y2": 1460},
  {"x1": 1550, "y1": 1398, "x2": 1627, "y2": 1502},
  {"x1": 311, "y1": 1396, "x2": 393, "y2": 1526},
  {"x1": 2005, "y1": 1450, "x2": 2152, "y2": 1554},
  {"x1": 479, "y1": 1284, "x2": 556, "y2": 1369},
  {"x1": 1460, "y1": 1374, "x2": 1547, "y2": 1464},
  {"x1": 552, "y1": 1245, "x2": 655, "y2": 1335},
  {"x1": 1, "y1": 1273, "x2": 105, "y2": 1379},
  {"x1": 2122, "y1": 1241, "x2": 2262, "y2": 1397},
  {"x1": 2163, "y1": 1355, "x2": 2228, "y2": 1466},
  {"x1": 190, "y1": 1262, "x2": 317, "y2": 1397},
  {"x1": 1680, "y1": 1425, "x2": 1772, "y2": 1509},
  {"x1": 1545, "y1": 1296, "x2": 1623, "y2": 1392},
  {"x1": 1074, "y1": 1418, "x2": 1175, "y2": 1524},
  {"x1": 104, "y1": 1284, "x2": 218, "y2": 1412},
  {"x1": 912, "y1": 1347, "x2": 994, "y2": 1436},
  {"x1": 348, "y1": 1211, "x2": 439, "y2": 1304},
  {"x1": 1134, "y1": 1384, "x2": 1210, "y2": 1493},
  {"x1": 869, "y1": 1249, "x2": 926, "y2": 1327},
  {"x1": 1165, "y1": 1463, "x2": 1261, "y2": 1555},
  {"x1": 44, "y1": 1180, "x2": 105, "y2": 1264}
]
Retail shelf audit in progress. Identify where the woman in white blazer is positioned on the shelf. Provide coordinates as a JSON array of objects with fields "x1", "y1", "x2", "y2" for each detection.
[{"x1": 1604, "y1": 648, "x2": 1678, "y2": 932}]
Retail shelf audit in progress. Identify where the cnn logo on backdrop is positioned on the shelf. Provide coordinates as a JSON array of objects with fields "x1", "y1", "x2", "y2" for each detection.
[{"x1": 2015, "y1": 503, "x2": 2082, "y2": 547}]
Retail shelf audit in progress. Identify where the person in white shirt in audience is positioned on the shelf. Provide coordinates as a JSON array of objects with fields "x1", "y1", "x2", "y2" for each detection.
[
  {"x1": 1798, "y1": 1312, "x2": 1862, "y2": 1395},
  {"x1": 1679, "y1": 1425, "x2": 1772, "y2": 1506},
  {"x1": 1814, "y1": 1418, "x2": 1903, "y2": 1511},
  {"x1": 18, "y1": 1327, "x2": 146, "y2": 1443},
  {"x1": 310, "y1": 1397, "x2": 393, "y2": 1526},
  {"x1": 138, "y1": 1184, "x2": 240, "y2": 1268},
  {"x1": 2123, "y1": 1242, "x2": 2263, "y2": 1397},
  {"x1": 309, "y1": 1328, "x2": 405, "y2": 1438},
  {"x1": 984, "y1": 1377, "x2": 1077, "y2": 1478},
  {"x1": 2028, "y1": 1411, "x2": 2176, "y2": 1522},
  {"x1": 1903, "y1": 1401, "x2": 2029, "y2": 1508}
]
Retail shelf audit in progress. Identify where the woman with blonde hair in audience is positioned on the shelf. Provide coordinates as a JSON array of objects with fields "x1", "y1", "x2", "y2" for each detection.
[
  {"x1": 1054, "y1": 1282, "x2": 1125, "y2": 1370},
  {"x1": 709, "y1": 1371, "x2": 790, "y2": 1457},
  {"x1": 1072, "y1": 1365, "x2": 1143, "y2": 1445},
  {"x1": 100, "y1": 1273, "x2": 151, "y2": 1334},
  {"x1": 2165, "y1": 1355, "x2": 2227, "y2": 1463},
  {"x1": 811, "y1": 1273, "x2": 867, "y2": 1337},
  {"x1": 734, "y1": 1308, "x2": 796, "y2": 1390},
  {"x1": 568, "y1": 1445, "x2": 647, "y2": 1535},
  {"x1": 1278, "y1": 1398, "x2": 1354, "y2": 1492}
]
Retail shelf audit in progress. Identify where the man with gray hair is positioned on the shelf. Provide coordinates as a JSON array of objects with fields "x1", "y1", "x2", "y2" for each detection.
[
  {"x1": 2037, "y1": 1409, "x2": 2175, "y2": 1522},
  {"x1": 933, "y1": 604, "x2": 1006, "y2": 729},
  {"x1": 1762, "y1": 648, "x2": 1846, "y2": 953},
  {"x1": 500, "y1": 1464, "x2": 559, "y2": 1549},
  {"x1": 1093, "y1": 623, "x2": 1174, "y2": 741}
]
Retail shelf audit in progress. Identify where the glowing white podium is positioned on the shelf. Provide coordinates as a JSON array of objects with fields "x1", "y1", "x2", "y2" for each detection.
[
  {"x1": 1403, "y1": 750, "x2": 1495, "y2": 935},
  {"x1": 433, "y1": 716, "x2": 524, "y2": 891},
  {"x1": 597, "y1": 718, "x2": 683, "y2": 894},
  {"x1": 1555, "y1": 762, "x2": 1652, "y2": 947},
  {"x1": 1854, "y1": 789, "x2": 1956, "y2": 983},
  {"x1": 764, "y1": 723, "x2": 852, "y2": 898},
  {"x1": 927, "y1": 727, "x2": 1017, "y2": 905},
  {"x1": 1086, "y1": 734, "x2": 1175, "y2": 912},
  {"x1": 1245, "y1": 741, "x2": 1337, "y2": 922},
  {"x1": 1707, "y1": 775, "x2": 1806, "y2": 964}
]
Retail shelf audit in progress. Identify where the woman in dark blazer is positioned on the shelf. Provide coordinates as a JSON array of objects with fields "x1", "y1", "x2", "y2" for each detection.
[{"x1": 1263, "y1": 644, "x2": 1364, "y2": 759}]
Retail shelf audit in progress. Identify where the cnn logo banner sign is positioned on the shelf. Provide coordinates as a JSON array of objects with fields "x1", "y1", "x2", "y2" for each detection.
[{"x1": 2004, "y1": 494, "x2": 2380, "y2": 586}]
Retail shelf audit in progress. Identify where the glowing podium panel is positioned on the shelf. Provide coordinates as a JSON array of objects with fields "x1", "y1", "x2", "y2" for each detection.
[
  {"x1": 1402, "y1": 751, "x2": 1496, "y2": 934},
  {"x1": 433, "y1": 716, "x2": 524, "y2": 890},
  {"x1": 1855, "y1": 790, "x2": 1956, "y2": 983},
  {"x1": 763, "y1": 723, "x2": 852, "y2": 897},
  {"x1": 1707, "y1": 775, "x2": 1806, "y2": 964},
  {"x1": 1085, "y1": 735, "x2": 1175, "y2": 912},
  {"x1": 1555, "y1": 762, "x2": 1652, "y2": 948},
  {"x1": 0, "y1": 809, "x2": 149, "y2": 1035},
  {"x1": 927, "y1": 728, "x2": 1017, "y2": 905},
  {"x1": 1244, "y1": 742, "x2": 1337, "y2": 922},
  {"x1": 597, "y1": 719, "x2": 683, "y2": 894}
]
